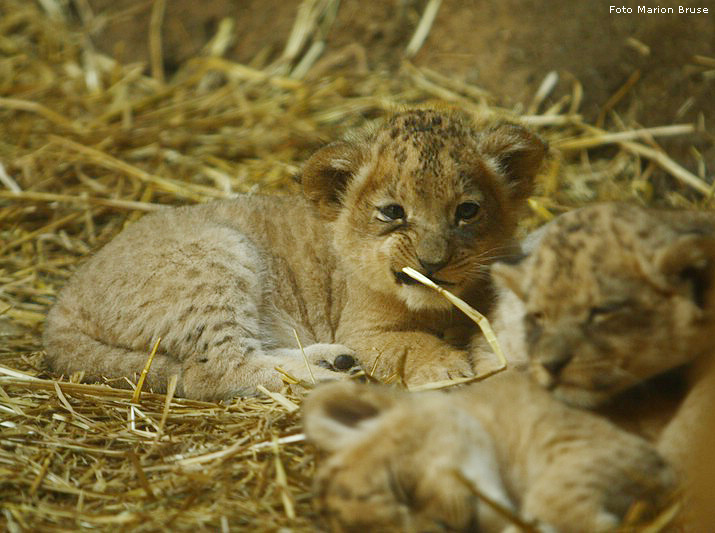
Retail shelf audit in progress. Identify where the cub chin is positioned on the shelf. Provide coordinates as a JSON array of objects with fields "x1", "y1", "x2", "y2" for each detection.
[{"x1": 44, "y1": 108, "x2": 547, "y2": 400}]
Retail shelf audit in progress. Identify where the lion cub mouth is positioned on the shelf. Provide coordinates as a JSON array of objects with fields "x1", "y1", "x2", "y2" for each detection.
[{"x1": 393, "y1": 270, "x2": 453, "y2": 287}]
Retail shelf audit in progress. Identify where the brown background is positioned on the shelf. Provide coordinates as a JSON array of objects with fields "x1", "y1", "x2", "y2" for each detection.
[{"x1": 87, "y1": 0, "x2": 714, "y2": 142}]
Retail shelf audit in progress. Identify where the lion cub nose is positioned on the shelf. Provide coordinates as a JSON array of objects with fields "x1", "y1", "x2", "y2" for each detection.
[
  {"x1": 541, "y1": 354, "x2": 572, "y2": 378},
  {"x1": 418, "y1": 257, "x2": 448, "y2": 275}
]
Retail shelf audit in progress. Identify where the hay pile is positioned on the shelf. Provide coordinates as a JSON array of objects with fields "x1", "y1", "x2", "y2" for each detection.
[{"x1": 0, "y1": 0, "x2": 710, "y2": 530}]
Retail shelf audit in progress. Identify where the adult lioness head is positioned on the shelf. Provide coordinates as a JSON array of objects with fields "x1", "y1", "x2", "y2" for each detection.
[{"x1": 301, "y1": 108, "x2": 547, "y2": 310}]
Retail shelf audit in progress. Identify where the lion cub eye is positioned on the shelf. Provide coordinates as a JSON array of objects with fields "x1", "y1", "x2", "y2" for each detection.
[
  {"x1": 588, "y1": 301, "x2": 629, "y2": 323},
  {"x1": 525, "y1": 311, "x2": 544, "y2": 324},
  {"x1": 377, "y1": 204, "x2": 406, "y2": 222},
  {"x1": 455, "y1": 201, "x2": 480, "y2": 223}
]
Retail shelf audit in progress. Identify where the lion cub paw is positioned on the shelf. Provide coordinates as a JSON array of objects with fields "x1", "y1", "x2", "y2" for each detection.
[
  {"x1": 406, "y1": 350, "x2": 474, "y2": 385},
  {"x1": 302, "y1": 344, "x2": 360, "y2": 372}
]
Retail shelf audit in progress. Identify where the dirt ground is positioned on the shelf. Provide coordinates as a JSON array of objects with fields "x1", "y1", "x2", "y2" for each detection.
[{"x1": 86, "y1": 0, "x2": 714, "y2": 167}]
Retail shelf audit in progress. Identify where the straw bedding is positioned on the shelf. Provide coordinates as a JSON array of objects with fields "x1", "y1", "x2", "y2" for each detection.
[{"x1": 0, "y1": 0, "x2": 711, "y2": 530}]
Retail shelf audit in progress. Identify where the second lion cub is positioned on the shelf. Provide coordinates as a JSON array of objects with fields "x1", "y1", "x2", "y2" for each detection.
[
  {"x1": 44, "y1": 109, "x2": 547, "y2": 400},
  {"x1": 485, "y1": 203, "x2": 715, "y2": 525},
  {"x1": 304, "y1": 373, "x2": 674, "y2": 532}
]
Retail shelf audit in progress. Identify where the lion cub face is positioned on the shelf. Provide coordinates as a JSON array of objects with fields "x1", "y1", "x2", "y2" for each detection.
[
  {"x1": 303, "y1": 382, "x2": 512, "y2": 532},
  {"x1": 302, "y1": 109, "x2": 547, "y2": 310},
  {"x1": 493, "y1": 204, "x2": 715, "y2": 408}
]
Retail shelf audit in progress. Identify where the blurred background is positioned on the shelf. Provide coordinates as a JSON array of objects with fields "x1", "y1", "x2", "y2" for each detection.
[{"x1": 85, "y1": 0, "x2": 714, "y2": 163}]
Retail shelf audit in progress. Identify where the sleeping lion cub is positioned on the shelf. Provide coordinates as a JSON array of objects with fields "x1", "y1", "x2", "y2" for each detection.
[
  {"x1": 44, "y1": 108, "x2": 547, "y2": 400},
  {"x1": 489, "y1": 204, "x2": 715, "y2": 457},
  {"x1": 490, "y1": 203, "x2": 715, "y2": 409},
  {"x1": 304, "y1": 372, "x2": 674, "y2": 532},
  {"x1": 488, "y1": 203, "x2": 715, "y2": 525}
]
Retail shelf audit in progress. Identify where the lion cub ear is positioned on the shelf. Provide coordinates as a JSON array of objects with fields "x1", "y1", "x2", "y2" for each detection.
[
  {"x1": 300, "y1": 141, "x2": 363, "y2": 220},
  {"x1": 478, "y1": 123, "x2": 548, "y2": 200},
  {"x1": 303, "y1": 382, "x2": 399, "y2": 453},
  {"x1": 651, "y1": 234, "x2": 715, "y2": 310}
]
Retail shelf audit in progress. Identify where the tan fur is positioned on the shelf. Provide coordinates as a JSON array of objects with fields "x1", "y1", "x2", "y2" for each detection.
[
  {"x1": 301, "y1": 204, "x2": 711, "y2": 532},
  {"x1": 43, "y1": 109, "x2": 547, "y2": 400},
  {"x1": 681, "y1": 359, "x2": 715, "y2": 529},
  {"x1": 488, "y1": 203, "x2": 715, "y2": 524},
  {"x1": 490, "y1": 203, "x2": 715, "y2": 410},
  {"x1": 304, "y1": 372, "x2": 675, "y2": 532}
]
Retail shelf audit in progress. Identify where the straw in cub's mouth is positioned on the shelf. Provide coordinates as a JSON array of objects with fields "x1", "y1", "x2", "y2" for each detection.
[{"x1": 394, "y1": 270, "x2": 452, "y2": 286}]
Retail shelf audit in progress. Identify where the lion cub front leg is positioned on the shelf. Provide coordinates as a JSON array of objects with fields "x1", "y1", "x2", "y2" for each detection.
[
  {"x1": 346, "y1": 330, "x2": 473, "y2": 385},
  {"x1": 168, "y1": 327, "x2": 358, "y2": 402},
  {"x1": 180, "y1": 336, "x2": 357, "y2": 400}
]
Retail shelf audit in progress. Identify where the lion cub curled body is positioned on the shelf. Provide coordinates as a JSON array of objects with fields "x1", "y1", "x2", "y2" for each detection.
[{"x1": 44, "y1": 109, "x2": 547, "y2": 400}]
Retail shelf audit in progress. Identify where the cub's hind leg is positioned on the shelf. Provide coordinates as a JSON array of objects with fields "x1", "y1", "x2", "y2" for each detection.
[{"x1": 44, "y1": 218, "x2": 352, "y2": 401}]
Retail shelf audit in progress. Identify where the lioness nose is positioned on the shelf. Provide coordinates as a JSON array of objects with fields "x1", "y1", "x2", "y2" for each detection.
[{"x1": 418, "y1": 257, "x2": 448, "y2": 275}]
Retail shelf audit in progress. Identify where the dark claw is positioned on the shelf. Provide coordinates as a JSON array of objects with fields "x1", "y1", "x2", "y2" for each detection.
[{"x1": 333, "y1": 354, "x2": 358, "y2": 371}]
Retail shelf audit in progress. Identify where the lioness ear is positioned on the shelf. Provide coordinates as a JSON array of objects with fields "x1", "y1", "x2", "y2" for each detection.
[
  {"x1": 303, "y1": 382, "x2": 399, "y2": 453},
  {"x1": 491, "y1": 261, "x2": 528, "y2": 301},
  {"x1": 651, "y1": 234, "x2": 715, "y2": 310},
  {"x1": 300, "y1": 141, "x2": 363, "y2": 220},
  {"x1": 478, "y1": 123, "x2": 548, "y2": 200}
]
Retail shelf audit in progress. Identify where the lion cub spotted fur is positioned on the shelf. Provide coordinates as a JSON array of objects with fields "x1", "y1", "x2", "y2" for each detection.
[
  {"x1": 44, "y1": 109, "x2": 547, "y2": 400},
  {"x1": 491, "y1": 203, "x2": 715, "y2": 410}
]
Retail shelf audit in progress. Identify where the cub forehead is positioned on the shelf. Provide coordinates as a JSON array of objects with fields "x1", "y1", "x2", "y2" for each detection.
[
  {"x1": 361, "y1": 110, "x2": 495, "y2": 200},
  {"x1": 524, "y1": 204, "x2": 671, "y2": 302},
  {"x1": 524, "y1": 214, "x2": 632, "y2": 295},
  {"x1": 383, "y1": 108, "x2": 475, "y2": 140},
  {"x1": 535, "y1": 204, "x2": 648, "y2": 267},
  {"x1": 375, "y1": 109, "x2": 481, "y2": 167},
  {"x1": 367, "y1": 143, "x2": 479, "y2": 204},
  {"x1": 541, "y1": 202, "x2": 662, "y2": 245}
]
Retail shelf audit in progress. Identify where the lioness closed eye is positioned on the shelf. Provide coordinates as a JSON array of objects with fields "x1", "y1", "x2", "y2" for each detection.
[{"x1": 44, "y1": 108, "x2": 546, "y2": 400}]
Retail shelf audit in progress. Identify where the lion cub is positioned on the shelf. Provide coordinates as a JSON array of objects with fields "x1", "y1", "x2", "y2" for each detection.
[
  {"x1": 488, "y1": 203, "x2": 715, "y2": 483},
  {"x1": 304, "y1": 372, "x2": 674, "y2": 532},
  {"x1": 44, "y1": 109, "x2": 547, "y2": 400}
]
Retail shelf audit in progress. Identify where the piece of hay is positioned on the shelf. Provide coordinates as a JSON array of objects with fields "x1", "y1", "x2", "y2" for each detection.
[{"x1": 401, "y1": 267, "x2": 508, "y2": 392}]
